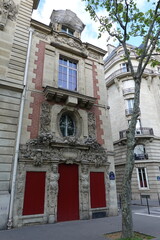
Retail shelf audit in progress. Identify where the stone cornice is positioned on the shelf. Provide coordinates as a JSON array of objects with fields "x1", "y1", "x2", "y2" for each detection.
[{"x1": 44, "y1": 86, "x2": 96, "y2": 109}]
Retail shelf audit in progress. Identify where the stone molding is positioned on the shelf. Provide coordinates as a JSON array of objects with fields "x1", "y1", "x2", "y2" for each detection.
[{"x1": 0, "y1": 0, "x2": 18, "y2": 30}]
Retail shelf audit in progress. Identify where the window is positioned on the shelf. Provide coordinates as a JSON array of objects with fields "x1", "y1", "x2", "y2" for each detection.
[
  {"x1": 61, "y1": 25, "x2": 74, "y2": 35},
  {"x1": 58, "y1": 57, "x2": 77, "y2": 91},
  {"x1": 134, "y1": 145, "x2": 148, "y2": 160},
  {"x1": 125, "y1": 98, "x2": 134, "y2": 115},
  {"x1": 137, "y1": 168, "x2": 149, "y2": 189},
  {"x1": 60, "y1": 113, "x2": 76, "y2": 137},
  {"x1": 121, "y1": 63, "x2": 129, "y2": 72}
]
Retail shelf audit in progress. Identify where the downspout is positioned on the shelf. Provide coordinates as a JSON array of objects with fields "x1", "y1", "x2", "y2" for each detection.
[{"x1": 7, "y1": 28, "x2": 34, "y2": 229}]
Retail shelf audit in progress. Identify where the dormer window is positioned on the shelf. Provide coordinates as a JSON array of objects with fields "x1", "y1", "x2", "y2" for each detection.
[{"x1": 61, "y1": 25, "x2": 74, "y2": 35}]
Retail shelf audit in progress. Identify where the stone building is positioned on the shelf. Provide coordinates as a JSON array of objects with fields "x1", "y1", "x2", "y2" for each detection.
[
  {"x1": 104, "y1": 44, "x2": 160, "y2": 200},
  {"x1": 0, "y1": 0, "x2": 117, "y2": 229},
  {"x1": 0, "y1": 0, "x2": 39, "y2": 229}
]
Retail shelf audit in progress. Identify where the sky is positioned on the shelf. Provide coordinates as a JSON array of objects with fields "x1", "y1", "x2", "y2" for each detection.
[{"x1": 32, "y1": 0, "x2": 153, "y2": 51}]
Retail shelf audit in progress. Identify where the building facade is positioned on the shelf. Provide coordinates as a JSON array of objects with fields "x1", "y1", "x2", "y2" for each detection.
[
  {"x1": 0, "y1": 2, "x2": 118, "y2": 229},
  {"x1": 105, "y1": 44, "x2": 160, "y2": 200},
  {"x1": 0, "y1": 0, "x2": 39, "y2": 229}
]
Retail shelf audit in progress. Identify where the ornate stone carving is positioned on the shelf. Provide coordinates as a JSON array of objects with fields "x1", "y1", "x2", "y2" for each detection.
[
  {"x1": 50, "y1": 9, "x2": 85, "y2": 33},
  {"x1": 88, "y1": 112, "x2": 96, "y2": 139},
  {"x1": 40, "y1": 102, "x2": 51, "y2": 133},
  {"x1": 88, "y1": 50, "x2": 99, "y2": 60},
  {"x1": 48, "y1": 164, "x2": 59, "y2": 223},
  {"x1": 0, "y1": 0, "x2": 18, "y2": 30},
  {"x1": 51, "y1": 34, "x2": 88, "y2": 56},
  {"x1": 20, "y1": 132, "x2": 108, "y2": 167},
  {"x1": 80, "y1": 165, "x2": 89, "y2": 213}
]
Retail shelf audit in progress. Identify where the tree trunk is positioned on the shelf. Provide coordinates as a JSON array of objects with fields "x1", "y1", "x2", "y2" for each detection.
[{"x1": 121, "y1": 78, "x2": 141, "y2": 238}]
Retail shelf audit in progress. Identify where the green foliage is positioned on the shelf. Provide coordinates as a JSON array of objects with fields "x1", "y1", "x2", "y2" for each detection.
[{"x1": 82, "y1": 0, "x2": 160, "y2": 71}]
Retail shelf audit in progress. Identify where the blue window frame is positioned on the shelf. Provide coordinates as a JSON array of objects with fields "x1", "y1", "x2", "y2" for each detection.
[{"x1": 58, "y1": 57, "x2": 77, "y2": 91}]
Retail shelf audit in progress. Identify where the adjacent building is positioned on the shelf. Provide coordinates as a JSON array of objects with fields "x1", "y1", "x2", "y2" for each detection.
[
  {"x1": 0, "y1": 0, "x2": 39, "y2": 229},
  {"x1": 105, "y1": 44, "x2": 160, "y2": 200},
  {"x1": 0, "y1": 0, "x2": 117, "y2": 229}
]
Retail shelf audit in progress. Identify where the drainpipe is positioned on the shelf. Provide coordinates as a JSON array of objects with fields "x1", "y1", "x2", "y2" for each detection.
[{"x1": 7, "y1": 28, "x2": 34, "y2": 229}]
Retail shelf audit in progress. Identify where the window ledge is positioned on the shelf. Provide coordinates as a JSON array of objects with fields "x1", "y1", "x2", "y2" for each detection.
[{"x1": 44, "y1": 86, "x2": 96, "y2": 109}]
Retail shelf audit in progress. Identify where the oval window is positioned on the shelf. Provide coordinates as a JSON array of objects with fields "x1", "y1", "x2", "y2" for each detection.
[{"x1": 60, "y1": 114, "x2": 75, "y2": 137}]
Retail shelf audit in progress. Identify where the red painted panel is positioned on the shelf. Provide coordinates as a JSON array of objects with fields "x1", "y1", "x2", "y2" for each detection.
[
  {"x1": 23, "y1": 172, "x2": 46, "y2": 215},
  {"x1": 90, "y1": 172, "x2": 106, "y2": 208},
  {"x1": 57, "y1": 164, "x2": 79, "y2": 222}
]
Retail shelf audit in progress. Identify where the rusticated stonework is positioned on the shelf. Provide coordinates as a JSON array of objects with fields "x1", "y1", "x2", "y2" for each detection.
[{"x1": 0, "y1": 0, "x2": 18, "y2": 30}]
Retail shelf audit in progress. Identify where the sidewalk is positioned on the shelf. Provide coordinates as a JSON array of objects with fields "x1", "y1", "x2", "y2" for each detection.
[{"x1": 0, "y1": 210, "x2": 160, "y2": 240}]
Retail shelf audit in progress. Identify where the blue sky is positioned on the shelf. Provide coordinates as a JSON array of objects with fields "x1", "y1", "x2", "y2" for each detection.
[{"x1": 32, "y1": 0, "x2": 155, "y2": 51}]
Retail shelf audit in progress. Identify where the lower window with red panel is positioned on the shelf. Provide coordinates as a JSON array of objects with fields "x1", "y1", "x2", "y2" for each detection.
[{"x1": 23, "y1": 171, "x2": 46, "y2": 215}]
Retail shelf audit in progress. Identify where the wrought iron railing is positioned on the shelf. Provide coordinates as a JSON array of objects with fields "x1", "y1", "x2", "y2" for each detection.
[
  {"x1": 134, "y1": 153, "x2": 148, "y2": 160},
  {"x1": 119, "y1": 128, "x2": 154, "y2": 139}
]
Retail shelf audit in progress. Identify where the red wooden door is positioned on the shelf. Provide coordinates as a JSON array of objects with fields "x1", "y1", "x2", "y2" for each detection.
[
  {"x1": 57, "y1": 164, "x2": 79, "y2": 222},
  {"x1": 23, "y1": 171, "x2": 46, "y2": 215},
  {"x1": 90, "y1": 172, "x2": 106, "y2": 208}
]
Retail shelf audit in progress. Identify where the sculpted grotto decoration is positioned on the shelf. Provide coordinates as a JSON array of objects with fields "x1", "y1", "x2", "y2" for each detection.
[
  {"x1": 80, "y1": 165, "x2": 89, "y2": 216},
  {"x1": 19, "y1": 133, "x2": 108, "y2": 167},
  {"x1": 88, "y1": 112, "x2": 96, "y2": 139},
  {"x1": 40, "y1": 102, "x2": 51, "y2": 133},
  {"x1": 0, "y1": 0, "x2": 18, "y2": 30},
  {"x1": 48, "y1": 164, "x2": 59, "y2": 223}
]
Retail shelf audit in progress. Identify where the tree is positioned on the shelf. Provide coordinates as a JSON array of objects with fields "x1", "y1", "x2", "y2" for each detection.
[{"x1": 83, "y1": 0, "x2": 160, "y2": 238}]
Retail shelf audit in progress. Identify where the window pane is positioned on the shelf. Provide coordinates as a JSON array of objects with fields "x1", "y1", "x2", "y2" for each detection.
[
  {"x1": 60, "y1": 114, "x2": 75, "y2": 137},
  {"x1": 58, "y1": 57, "x2": 77, "y2": 91}
]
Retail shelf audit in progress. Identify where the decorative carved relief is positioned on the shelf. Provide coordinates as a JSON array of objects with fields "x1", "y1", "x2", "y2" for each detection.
[
  {"x1": 0, "y1": 0, "x2": 18, "y2": 30},
  {"x1": 40, "y1": 102, "x2": 51, "y2": 133},
  {"x1": 88, "y1": 50, "x2": 99, "y2": 60},
  {"x1": 80, "y1": 165, "x2": 89, "y2": 211},
  {"x1": 47, "y1": 164, "x2": 59, "y2": 217},
  {"x1": 51, "y1": 34, "x2": 88, "y2": 56},
  {"x1": 20, "y1": 133, "x2": 108, "y2": 167},
  {"x1": 88, "y1": 112, "x2": 96, "y2": 138}
]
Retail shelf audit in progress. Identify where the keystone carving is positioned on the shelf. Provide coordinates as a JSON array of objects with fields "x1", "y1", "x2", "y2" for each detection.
[{"x1": 0, "y1": 0, "x2": 18, "y2": 30}]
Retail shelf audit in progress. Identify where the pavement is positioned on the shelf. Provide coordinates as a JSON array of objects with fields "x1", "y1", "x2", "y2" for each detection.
[{"x1": 0, "y1": 204, "x2": 160, "y2": 240}]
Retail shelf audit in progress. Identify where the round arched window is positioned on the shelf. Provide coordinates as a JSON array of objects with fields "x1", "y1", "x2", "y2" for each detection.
[{"x1": 60, "y1": 113, "x2": 76, "y2": 137}]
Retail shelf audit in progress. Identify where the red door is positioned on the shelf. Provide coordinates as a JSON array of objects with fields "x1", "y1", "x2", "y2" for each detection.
[
  {"x1": 23, "y1": 171, "x2": 46, "y2": 215},
  {"x1": 57, "y1": 164, "x2": 79, "y2": 222},
  {"x1": 90, "y1": 172, "x2": 106, "y2": 208}
]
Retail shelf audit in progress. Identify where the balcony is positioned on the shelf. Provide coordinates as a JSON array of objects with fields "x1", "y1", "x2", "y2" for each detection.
[
  {"x1": 43, "y1": 86, "x2": 96, "y2": 109},
  {"x1": 123, "y1": 87, "x2": 135, "y2": 95},
  {"x1": 134, "y1": 153, "x2": 148, "y2": 160},
  {"x1": 119, "y1": 128, "x2": 154, "y2": 139},
  {"x1": 106, "y1": 66, "x2": 157, "y2": 86}
]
